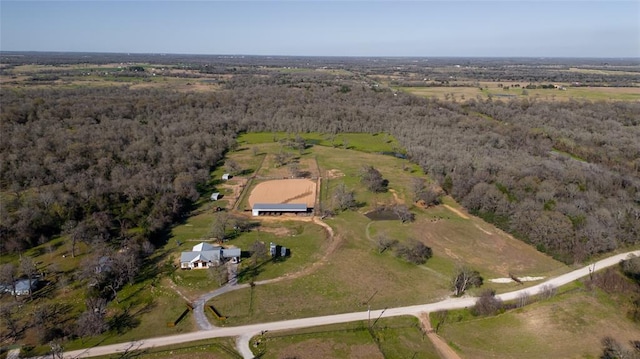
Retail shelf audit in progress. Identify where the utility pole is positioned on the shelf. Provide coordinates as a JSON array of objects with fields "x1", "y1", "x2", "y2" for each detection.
[
  {"x1": 364, "y1": 290, "x2": 378, "y2": 329},
  {"x1": 371, "y1": 308, "x2": 387, "y2": 329}
]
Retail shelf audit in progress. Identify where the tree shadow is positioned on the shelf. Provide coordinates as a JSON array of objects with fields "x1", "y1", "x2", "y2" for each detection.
[{"x1": 108, "y1": 309, "x2": 141, "y2": 334}]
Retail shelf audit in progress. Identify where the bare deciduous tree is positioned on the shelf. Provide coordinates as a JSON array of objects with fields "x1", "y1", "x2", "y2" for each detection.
[
  {"x1": 473, "y1": 289, "x2": 503, "y2": 316},
  {"x1": 20, "y1": 255, "x2": 37, "y2": 297},
  {"x1": 0, "y1": 302, "x2": 20, "y2": 339},
  {"x1": 432, "y1": 310, "x2": 448, "y2": 333},
  {"x1": 0, "y1": 263, "x2": 18, "y2": 300},
  {"x1": 516, "y1": 292, "x2": 530, "y2": 308},
  {"x1": 250, "y1": 241, "x2": 267, "y2": 267},
  {"x1": 375, "y1": 233, "x2": 398, "y2": 254},
  {"x1": 76, "y1": 297, "x2": 108, "y2": 338},
  {"x1": 210, "y1": 212, "x2": 230, "y2": 241},
  {"x1": 360, "y1": 166, "x2": 388, "y2": 193},
  {"x1": 332, "y1": 183, "x2": 356, "y2": 212},
  {"x1": 208, "y1": 262, "x2": 228, "y2": 286},
  {"x1": 538, "y1": 284, "x2": 557, "y2": 300},
  {"x1": 394, "y1": 239, "x2": 432, "y2": 264},
  {"x1": 393, "y1": 204, "x2": 415, "y2": 223},
  {"x1": 452, "y1": 266, "x2": 483, "y2": 296}
]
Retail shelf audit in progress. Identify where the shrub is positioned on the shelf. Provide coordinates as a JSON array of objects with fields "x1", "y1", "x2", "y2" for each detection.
[{"x1": 394, "y1": 239, "x2": 432, "y2": 264}]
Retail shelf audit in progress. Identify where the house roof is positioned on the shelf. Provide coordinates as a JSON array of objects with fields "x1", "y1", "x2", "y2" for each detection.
[
  {"x1": 222, "y1": 248, "x2": 241, "y2": 258},
  {"x1": 180, "y1": 250, "x2": 222, "y2": 263},
  {"x1": 252, "y1": 203, "x2": 308, "y2": 211},
  {"x1": 192, "y1": 242, "x2": 218, "y2": 252}
]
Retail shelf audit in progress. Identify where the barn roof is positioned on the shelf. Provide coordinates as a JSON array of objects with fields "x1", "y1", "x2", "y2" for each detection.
[{"x1": 252, "y1": 203, "x2": 308, "y2": 211}]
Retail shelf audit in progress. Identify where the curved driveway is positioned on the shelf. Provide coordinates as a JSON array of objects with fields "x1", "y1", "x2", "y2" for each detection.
[{"x1": 46, "y1": 250, "x2": 639, "y2": 359}]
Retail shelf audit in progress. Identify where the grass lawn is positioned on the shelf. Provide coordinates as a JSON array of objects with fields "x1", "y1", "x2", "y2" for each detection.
[
  {"x1": 253, "y1": 316, "x2": 440, "y2": 359},
  {"x1": 89, "y1": 338, "x2": 242, "y2": 359}
]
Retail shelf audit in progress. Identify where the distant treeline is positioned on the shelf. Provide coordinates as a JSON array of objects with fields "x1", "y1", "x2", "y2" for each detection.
[{"x1": 1, "y1": 69, "x2": 638, "y2": 263}]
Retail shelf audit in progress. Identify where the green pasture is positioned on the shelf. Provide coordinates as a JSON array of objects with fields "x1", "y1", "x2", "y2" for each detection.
[
  {"x1": 208, "y1": 133, "x2": 565, "y2": 325},
  {"x1": 236, "y1": 132, "x2": 402, "y2": 154},
  {"x1": 401, "y1": 85, "x2": 640, "y2": 102}
]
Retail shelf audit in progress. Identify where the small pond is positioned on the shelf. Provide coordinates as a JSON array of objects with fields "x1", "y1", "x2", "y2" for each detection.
[{"x1": 365, "y1": 209, "x2": 400, "y2": 221}]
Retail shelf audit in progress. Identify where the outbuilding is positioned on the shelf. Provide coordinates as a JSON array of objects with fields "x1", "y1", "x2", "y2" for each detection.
[
  {"x1": 210, "y1": 192, "x2": 220, "y2": 201},
  {"x1": 251, "y1": 203, "x2": 308, "y2": 216},
  {"x1": 222, "y1": 173, "x2": 230, "y2": 180}
]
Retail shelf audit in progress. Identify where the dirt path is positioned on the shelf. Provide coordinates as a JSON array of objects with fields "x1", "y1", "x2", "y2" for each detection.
[
  {"x1": 189, "y1": 215, "x2": 340, "y2": 330},
  {"x1": 389, "y1": 189, "x2": 404, "y2": 204},
  {"x1": 165, "y1": 278, "x2": 192, "y2": 303},
  {"x1": 256, "y1": 216, "x2": 339, "y2": 285},
  {"x1": 418, "y1": 312, "x2": 463, "y2": 359},
  {"x1": 443, "y1": 204, "x2": 470, "y2": 220}
]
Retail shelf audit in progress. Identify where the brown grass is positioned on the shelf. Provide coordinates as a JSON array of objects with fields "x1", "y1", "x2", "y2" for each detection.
[{"x1": 248, "y1": 179, "x2": 317, "y2": 207}]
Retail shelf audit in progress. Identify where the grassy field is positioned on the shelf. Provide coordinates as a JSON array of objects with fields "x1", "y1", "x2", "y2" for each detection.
[
  {"x1": 400, "y1": 84, "x2": 640, "y2": 102},
  {"x1": 1, "y1": 63, "x2": 222, "y2": 92},
  {"x1": 252, "y1": 317, "x2": 440, "y2": 359},
  {"x1": 207, "y1": 133, "x2": 565, "y2": 326},
  {"x1": 236, "y1": 132, "x2": 402, "y2": 154},
  {"x1": 438, "y1": 284, "x2": 640, "y2": 358}
]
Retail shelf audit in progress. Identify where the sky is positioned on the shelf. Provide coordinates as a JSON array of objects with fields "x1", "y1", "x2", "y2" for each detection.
[{"x1": 1, "y1": 1, "x2": 639, "y2": 57}]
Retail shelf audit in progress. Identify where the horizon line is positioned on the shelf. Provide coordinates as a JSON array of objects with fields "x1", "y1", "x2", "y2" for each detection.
[{"x1": 1, "y1": 50, "x2": 639, "y2": 60}]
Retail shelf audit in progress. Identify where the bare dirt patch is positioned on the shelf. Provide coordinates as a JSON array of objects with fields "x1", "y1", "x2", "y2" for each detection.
[
  {"x1": 419, "y1": 313, "x2": 463, "y2": 359},
  {"x1": 257, "y1": 226, "x2": 292, "y2": 237},
  {"x1": 389, "y1": 189, "x2": 404, "y2": 204},
  {"x1": 220, "y1": 178, "x2": 247, "y2": 209},
  {"x1": 326, "y1": 168, "x2": 345, "y2": 179},
  {"x1": 443, "y1": 204, "x2": 470, "y2": 219},
  {"x1": 248, "y1": 179, "x2": 317, "y2": 207}
]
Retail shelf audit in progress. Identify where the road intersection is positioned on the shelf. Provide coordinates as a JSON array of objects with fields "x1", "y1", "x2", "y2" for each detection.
[{"x1": 47, "y1": 250, "x2": 639, "y2": 359}]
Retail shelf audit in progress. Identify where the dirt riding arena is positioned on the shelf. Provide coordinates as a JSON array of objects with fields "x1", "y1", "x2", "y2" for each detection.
[{"x1": 248, "y1": 179, "x2": 317, "y2": 208}]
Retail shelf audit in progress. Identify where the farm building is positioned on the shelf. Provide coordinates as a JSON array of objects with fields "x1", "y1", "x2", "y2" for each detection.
[
  {"x1": 180, "y1": 242, "x2": 240, "y2": 269},
  {"x1": 0, "y1": 278, "x2": 39, "y2": 296},
  {"x1": 210, "y1": 192, "x2": 220, "y2": 201},
  {"x1": 252, "y1": 203, "x2": 308, "y2": 216},
  {"x1": 222, "y1": 173, "x2": 230, "y2": 180}
]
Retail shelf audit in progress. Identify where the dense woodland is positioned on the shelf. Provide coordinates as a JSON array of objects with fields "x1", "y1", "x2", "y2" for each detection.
[{"x1": 1, "y1": 55, "x2": 639, "y2": 266}]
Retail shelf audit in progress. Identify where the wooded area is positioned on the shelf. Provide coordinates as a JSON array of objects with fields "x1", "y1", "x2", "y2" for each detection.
[{"x1": 1, "y1": 54, "x2": 638, "y2": 265}]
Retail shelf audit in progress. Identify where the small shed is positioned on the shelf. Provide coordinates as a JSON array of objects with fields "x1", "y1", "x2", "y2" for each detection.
[
  {"x1": 222, "y1": 173, "x2": 230, "y2": 181},
  {"x1": 1, "y1": 279, "x2": 39, "y2": 296},
  {"x1": 211, "y1": 192, "x2": 220, "y2": 201}
]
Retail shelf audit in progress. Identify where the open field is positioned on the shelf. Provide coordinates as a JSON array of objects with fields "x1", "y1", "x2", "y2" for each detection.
[
  {"x1": 236, "y1": 132, "x2": 402, "y2": 154},
  {"x1": 248, "y1": 179, "x2": 317, "y2": 208},
  {"x1": 252, "y1": 317, "x2": 440, "y2": 359},
  {"x1": 438, "y1": 285, "x2": 640, "y2": 358},
  {"x1": 206, "y1": 133, "x2": 566, "y2": 326},
  {"x1": 399, "y1": 84, "x2": 640, "y2": 101},
  {"x1": 0, "y1": 62, "x2": 223, "y2": 92}
]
